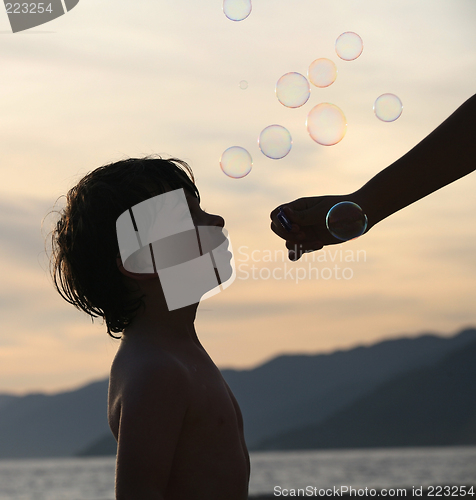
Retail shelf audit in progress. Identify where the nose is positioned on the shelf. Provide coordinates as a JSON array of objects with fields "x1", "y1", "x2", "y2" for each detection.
[{"x1": 210, "y1": 213, "x2": 225, "y2": 228}]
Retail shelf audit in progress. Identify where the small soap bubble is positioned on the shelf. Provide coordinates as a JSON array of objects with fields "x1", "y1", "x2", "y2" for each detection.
[
  {"x1": 258, "y1": 125, "x2": 292, "y2": 159},
  {"x1": 308, "y1": 58, "x2": 337, "y2": 88},
  {"x1": 276, "y1": 72, "x2": 311, "y2": 108},
  {"x1": 306, "y1": 103, "x2": 347, "y2": 146},
  {"x1": 239, "y1": 80, "x2": 248, "y2": 90},
  {"x1": 374, "y1": 93, "x2": 403, "y2": 122},
  {"x1": 326, "y1": 202, "x2": 368, "y2": 241},
  {"x1": 223, "y1": 0, "x2": 252, "y2": 21},
  {"x1": 335, "y1": 32, "x2": 363, "y2": 61},
  {"x1": 220, "y1": 146, "x2": 253, "y2": 178}
]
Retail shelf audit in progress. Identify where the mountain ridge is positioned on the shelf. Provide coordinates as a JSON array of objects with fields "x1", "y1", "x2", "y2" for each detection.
[
  {"x1": 0, "y1": 327, "x2": 474, "y2": 458},
  {"x1": 254, "y1": 337, "x2": 476, "y2": 450}
]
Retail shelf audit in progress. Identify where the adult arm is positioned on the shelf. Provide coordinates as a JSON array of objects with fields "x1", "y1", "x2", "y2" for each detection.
[
  {"x1": 353, "y1": 92, "x2": 476, "y2": 228},
  {"x1": 271, "y1": 93, "x2": 476, "y2": 260}
]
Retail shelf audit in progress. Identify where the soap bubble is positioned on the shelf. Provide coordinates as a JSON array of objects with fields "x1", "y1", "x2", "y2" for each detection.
[
  {"x1": 276, "y1": 72, "x2": 311, "y2": 108},
  {"x1": 335, "y1": 32, "x2": 363, "y2": 61},
  {"x1": 306, "y1": 103, "x2": 347, "y2": 146},
  {"x1": 374, "y1": 93, "x2": 403, "y2": 122},
  {"x1": 326, "y1": 202, "x2": 368, "y2": 241},
  {"x1": 220, "y1": 147, "x2": 252, "y2": 178},
  {"x1": 223, "y1": 0, "x2": 252, "y2": 21},
  {"x1": 258, "y1": 125, "x2": 292, "y2": 159},
  {"x1": 239, "y1": 80, "x2": 248, "y2": 90},
  {"x1": 308, "y1": 58, "x2": 337, "y2": 88}
]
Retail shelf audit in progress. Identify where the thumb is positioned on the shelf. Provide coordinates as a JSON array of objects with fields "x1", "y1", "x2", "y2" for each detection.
[{"x1": 283, "y1": 204, "x2": 318, "y2": 227}]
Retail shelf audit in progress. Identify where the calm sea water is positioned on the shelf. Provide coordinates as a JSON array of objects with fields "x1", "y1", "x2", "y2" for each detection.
[{"x1": 0, "y1": 446, "x2": 474, "y2": 499}]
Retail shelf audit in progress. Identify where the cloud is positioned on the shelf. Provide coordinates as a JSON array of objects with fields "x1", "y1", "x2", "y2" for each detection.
[
  {"x1": 0, "y1": 195, "x2": 55, "y2": 269},
  {"x1": 0, "y1": 194, "x2": 87, "y2": 337},
  {"x1": 200, "y1": 292, "x2": 421, "y2": 322}
]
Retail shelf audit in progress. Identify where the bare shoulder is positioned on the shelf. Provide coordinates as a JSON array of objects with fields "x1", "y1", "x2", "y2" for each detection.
[{"x1": 108, "y1": 338, "x2": 192, "y2": 438}]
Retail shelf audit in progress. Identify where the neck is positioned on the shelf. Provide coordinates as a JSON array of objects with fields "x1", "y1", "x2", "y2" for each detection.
[
  {"x1": 121, "y1": 273, "x2": 204, "y2": 345},
  {"x1": 124, "y1": 295, "x2": 200, "y2": 344}
]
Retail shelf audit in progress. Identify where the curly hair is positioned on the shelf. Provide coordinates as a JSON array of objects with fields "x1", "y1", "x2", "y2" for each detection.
[{"x1": 49, "y1": 156, "x2": 200, "y2": 338}]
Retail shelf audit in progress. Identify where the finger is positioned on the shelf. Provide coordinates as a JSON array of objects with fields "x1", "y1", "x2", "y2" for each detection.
[
  {"x1": 271, "y1": 200, "x2": 307, "y2": 218},
  {"x1": 282, "y1": 203, "x2": 316, "y2": 227},
  {"x1": 270, "y1": 204, "x2": 297, "y2": 224},
  {"x1": 281, "y1": 207, "x2": 302, "y2": 234},
  {"x1": 286, "y1": 239, "x2": 324, "y2": 250},
  {"x1": 271, "y1": 200, "x2": 310, "y2": 226},
  {"x1": 271, "y1": 209, "x2": 302, "y2": 238},
  {"x1": 286, "y1": 240, "x2": 324, "y2": 261},
  {"x1": 288, "y1": 247, "x2": 321, "y2": 261},
  {"x1": 270, "y1": 205, "x2": 282, "y2": 220},
  {"x1": 270, "y1": 219, "x2": 296, "y2": 240}
]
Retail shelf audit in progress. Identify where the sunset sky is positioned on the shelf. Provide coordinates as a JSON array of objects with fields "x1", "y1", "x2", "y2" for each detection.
[{"x1": 0, "y1": 0, "x2": 475, "y2": 394}]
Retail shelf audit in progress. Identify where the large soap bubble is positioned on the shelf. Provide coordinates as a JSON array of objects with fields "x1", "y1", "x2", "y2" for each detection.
[
  {"x1": 276, "y1": 72, "x2": 311, "y2": 108},
  {"x1": 306, "y1": 103, "x2": 347, "y2": 146},
  {"x1": 308, "y1": 58, "x2": 337, "y2": 88},
  {"x1": 258, "y1": 125, "x2": 293, "y2": 159},
  {"x1": 374, "y1": 94, "x2": 403, "y2": 122},
  {"x1": 335, "y1": 32, "x2": 363, "y2": 61},
  {"x1": 220, "y1": 146, "x2": 253, "y2": 178},
  {"x1": 326, "y1": 202, "x2": 368, "y2": 241},
  {"x1": 223, "y1": 0, "x2": 252, "y2": 21}
]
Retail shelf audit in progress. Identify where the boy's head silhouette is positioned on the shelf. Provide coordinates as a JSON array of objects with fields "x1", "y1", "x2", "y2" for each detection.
[
  {"x1": 50, "y1": 156, "x2": 234, "y2": 339},
  {"x1": 117, "y1": 187, "x2": 234, "y2": 311}
]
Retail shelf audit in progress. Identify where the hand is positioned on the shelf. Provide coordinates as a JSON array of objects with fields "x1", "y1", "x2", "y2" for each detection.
[{"x1": 270, "y1": 195, "x2": 351, "y2": 261}]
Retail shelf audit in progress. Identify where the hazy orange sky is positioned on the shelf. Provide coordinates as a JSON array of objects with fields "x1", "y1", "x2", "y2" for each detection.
[{"x1": 0, "y1": 0, "x2": 475, "y2": 394}]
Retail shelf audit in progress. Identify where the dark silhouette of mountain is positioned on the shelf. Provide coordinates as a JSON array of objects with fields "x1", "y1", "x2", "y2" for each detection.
[
  {"x1": 0, "y1": 379, "x2": 109, "y2": 458},
  {"x1": 0, "y1": 327, "x2": 475, "y2": 458},
  {"x1": 223, "y1": 328, "x2": 476, "y2": 447},
  {"x1": 77, "y1": 433, "x2": 117, "y2": 457},
  {"x1": 0, "y1": 394, "x2": 17, "y2": 411},
  {"x1": 255, "y1": 338, "x2": 476, "y2": 450}
]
